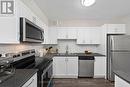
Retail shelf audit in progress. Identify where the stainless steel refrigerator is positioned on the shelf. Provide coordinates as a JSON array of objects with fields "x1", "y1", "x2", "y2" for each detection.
[{"x1": 107, "y1": 35, "x2": 130, "y2": 81}]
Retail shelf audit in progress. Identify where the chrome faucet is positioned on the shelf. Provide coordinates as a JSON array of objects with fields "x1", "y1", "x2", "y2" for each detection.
[{"x1": 65, "y1": 45, "x2": 69, "y2": 54}]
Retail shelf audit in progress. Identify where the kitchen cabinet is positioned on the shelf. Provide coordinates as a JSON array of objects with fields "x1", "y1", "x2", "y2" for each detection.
[
  {"x1": 0, "y1": 0, "x2": 20, "y2": 44},
  {"x1": 103, "y1": 24, "x2": 126, "y2": 34},
  {"x1": 0, "y1": 0, "x2": 46, "y2": 44},
  {"x1": 77, "y1": 27, "x2": 101, "y2": 44},
  {"x1": 19, "y1": 1, "x2": 38, "y2": 26},
  {"x1": 94, "y1": 57, "x2": 106, "y2": 78},
  {"x1": 115, "y1": 75, "x2": 130, "y2": 87},
  {"x1": 48, "y1": 27, "x2": 58, "y2": 44},
  {"x1": 22, "y1": 73, "x2": 37, "y2": 87},
  {"x1": 53, "y1": 56, "x2": 78, "y2": 78},
  {"x1": 18, "y1": 0, "x2": 32, "y2": 21},
  {"x1": 58, "y1": 27, "x2": 77, "y2": 39},
  {"x1": 43, "y1": 27, "x2": 58, "y2": 44}
]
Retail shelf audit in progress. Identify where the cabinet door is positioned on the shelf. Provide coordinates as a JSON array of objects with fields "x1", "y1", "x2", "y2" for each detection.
[
  {"x1": 90, "y1": 28, "x2": 101, "y2": 44},
  {"x1": 94, "y1": 57, "x2": 106, "y2": 78},
  {"x1": 53, "y1": 57, "x2": 66, "y2": 77},
  {"x1": 67, "y1": 57, "x2": 78, "y2": 78},
  {"x1": 19, "y1": 1, "x2": 32, "y2": 21},
  {"x1": 67, "y1": 28, "x2": 77, "y2": 39},
  {"x1": 58, "y1": 27, "x2": 77, "y2": 39},
  {"x1": 114, "y1": 24, "x2": 125, "y2": 34},
  {"x1": 58, "y1": 28, "x2": 68, "y2": 39},
  {"x1": 0, "y1": 0, "x2": 20, "y2": 44},
  {"x1": 84, "y1": 29, "x2": 91, "y2": 44},
  {"x1": 77, "y1": 28, "x2": 89, "y2": 44},
  {"x1": 48, "y1": 27, "x2": 58, "y2": 44},
  {"x1": 115, "y1": 75, "x2": 130, "y2": 87},
  {"x1": 0, "y1": 17, "x2": 20, "y2": 43},
  {"x1": 107, "y1": 24, "x2": 126, "y2": 34}
]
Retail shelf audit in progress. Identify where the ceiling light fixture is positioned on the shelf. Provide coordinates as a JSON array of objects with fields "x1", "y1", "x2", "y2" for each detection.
[{"x1": 81, "y1": 0, "x2": 96, "y2": 7}]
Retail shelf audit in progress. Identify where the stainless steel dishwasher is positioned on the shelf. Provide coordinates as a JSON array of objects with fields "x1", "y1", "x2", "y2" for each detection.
[{"x1": 78, "y1": 56, "x2": 95, "y2": 77}]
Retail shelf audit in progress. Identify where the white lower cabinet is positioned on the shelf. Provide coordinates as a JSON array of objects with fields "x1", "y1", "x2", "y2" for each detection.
[
  {"x1": 115, "y1": 75, "x2": 130, "y2": 87},
  {"x1": 22, "y1": 73, "x2": 37, "y2": 87},
  {"x1": 53, "y1": 57, "x2": 78, "y2": 78},
  {"x1": 94, "y1": 57, "x2": 106, "y2": 78}
]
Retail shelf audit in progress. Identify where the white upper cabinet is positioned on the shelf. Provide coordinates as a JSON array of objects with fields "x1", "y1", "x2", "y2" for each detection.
[
  {"x1": 0, "y1": 0, "x2": 20, "y2": 44},
  {"x1": 77, "y1": 27, "x2": 101, "y2": 44},
  {"x1": 103, "y1": 24, "x2": 126, "y2": 34},
  {"x1": 19, "y1": 0, "x2": 44, "y2": 29},
  {"x1": 58, "y1": 27, "x2": 77, "y2": 39},
  {"x1": 47, "y1": 27, "x2": 58, "y2": 44},
  {"x1": 18, "y1": 1, "x2": 32, "y2": 21}
]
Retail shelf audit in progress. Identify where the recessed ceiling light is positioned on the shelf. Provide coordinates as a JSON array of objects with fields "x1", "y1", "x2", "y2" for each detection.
[{"x1": 81, "y1": 0, "x2": 96, "y2": 7}]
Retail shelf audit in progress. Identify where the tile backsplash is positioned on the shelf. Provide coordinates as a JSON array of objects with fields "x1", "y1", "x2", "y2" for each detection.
[
  {"x1": 48, "y1": 40, "x2": 102, "y2": 54},
  {"x1": 0, "y1": 43, "x2": 43, "y2": 56}
]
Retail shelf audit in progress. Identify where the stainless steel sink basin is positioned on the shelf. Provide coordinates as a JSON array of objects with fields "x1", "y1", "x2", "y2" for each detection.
[{"x1": 55, "y1": 53, "x2": 77, "y2": 56}]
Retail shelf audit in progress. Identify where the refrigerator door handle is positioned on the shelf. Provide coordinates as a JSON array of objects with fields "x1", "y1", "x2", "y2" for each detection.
[{"x1": 111, "y1": 37, "x2": 114, "y2": 51}]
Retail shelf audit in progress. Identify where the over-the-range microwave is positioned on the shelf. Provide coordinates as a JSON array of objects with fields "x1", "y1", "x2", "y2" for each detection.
[{"x1": 20, "y1": 17, "x2": 44, "y2": 43}]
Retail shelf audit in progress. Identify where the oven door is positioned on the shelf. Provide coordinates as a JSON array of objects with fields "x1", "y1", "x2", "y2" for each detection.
[{"x1": 41, "y1": 62, "x2": 53, "y2": 87}]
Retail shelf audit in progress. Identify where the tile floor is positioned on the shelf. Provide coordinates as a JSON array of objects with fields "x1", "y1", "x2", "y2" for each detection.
[{"x1": 53, "y1": 78, "x2": 114, "y2": 87}]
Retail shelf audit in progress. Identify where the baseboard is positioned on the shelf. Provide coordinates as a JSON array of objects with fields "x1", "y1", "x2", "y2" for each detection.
[
  {"x1": 53, "y1": 75, "x2": 78, "y2": 78},
  {"x1": 94, "y1": 75, "x2": 105, "y2": 78}
]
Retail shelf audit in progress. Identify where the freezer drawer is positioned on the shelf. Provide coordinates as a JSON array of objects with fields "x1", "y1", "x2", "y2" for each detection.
[{"x1": 78, "y1": 56, "x2": 94, "y2": 77}]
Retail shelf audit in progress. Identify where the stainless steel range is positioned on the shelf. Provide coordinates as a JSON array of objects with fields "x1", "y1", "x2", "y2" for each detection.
[{"x1": 5, "y1": 49, "x2": 53, "y2": 87}]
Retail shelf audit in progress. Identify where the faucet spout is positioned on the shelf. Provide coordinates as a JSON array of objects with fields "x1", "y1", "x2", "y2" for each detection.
[{"x1": 65, "y1": 45, "x2": 69, "y2": 54}]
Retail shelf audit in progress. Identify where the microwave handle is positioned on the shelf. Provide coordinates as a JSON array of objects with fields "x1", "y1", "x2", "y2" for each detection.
[{"x1": 41, "y1": 32, "x2": 44, "y2": 41}]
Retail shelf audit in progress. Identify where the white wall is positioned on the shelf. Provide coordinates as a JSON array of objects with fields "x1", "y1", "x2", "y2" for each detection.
[{"x1": 56, "y1": 40, "x2": 101, "y2": 53}]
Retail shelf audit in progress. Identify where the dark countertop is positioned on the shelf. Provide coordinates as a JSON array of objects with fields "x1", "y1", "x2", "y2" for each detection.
[
  {"x1": 53, "y1": 53, "x2": 105, "y2": 57},
  {"x1": 35, "y1": 56, "x2": 53, "y2": 69},
  {"x1": 0, "y1": 69, "x2": 38, "y2": 87},
  {"x1": 114, "y1": 70, "x2": 130, "y2": 84}
]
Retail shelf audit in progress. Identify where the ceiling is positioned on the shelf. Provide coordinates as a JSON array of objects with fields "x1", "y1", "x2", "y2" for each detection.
[{"x1": 34, "y1": 0, "x2": 130, "y2": 20}]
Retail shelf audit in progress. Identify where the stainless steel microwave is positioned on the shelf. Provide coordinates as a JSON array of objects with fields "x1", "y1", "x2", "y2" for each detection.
[{"x1": 20, "y1": 17, "x2": 44, "y2": 43}]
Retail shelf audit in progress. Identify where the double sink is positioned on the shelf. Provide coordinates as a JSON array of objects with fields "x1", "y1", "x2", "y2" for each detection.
[{"x1": 54, "y1": 53, "x2": 78, "y2": 56}]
